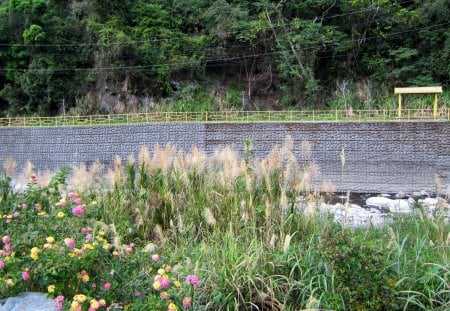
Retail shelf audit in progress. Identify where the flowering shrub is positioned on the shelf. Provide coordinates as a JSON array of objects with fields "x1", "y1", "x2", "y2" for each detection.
[{"x1": 0, "y1": 174, "x2": 198, "y2": 310}]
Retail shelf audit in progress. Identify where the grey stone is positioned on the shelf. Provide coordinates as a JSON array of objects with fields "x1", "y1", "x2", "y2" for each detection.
[
  {"x1": 0, "y1": 292, "x2": 57, "y2": 311},
  {"x1": 388, "y1": 200, "x2": 412, "y2": 213},
  {"x1": 420, "y1": 190, "x2": 430, "y2": 197},
  {"x1": 407, "y1": 197, "x2": 416, "y2": 205},
  {"x1": 412, "y1": 191, "x2": 422, "y2": 198},
  {"x1": 366, "y1": 197, "x2": 394, "y2": 209},
  {"x1": 395, "y1": 191, "x2": 406, "y2": 199},
  {"x1": 421, "y1": 198, "x2": 438, "y2": 206}
]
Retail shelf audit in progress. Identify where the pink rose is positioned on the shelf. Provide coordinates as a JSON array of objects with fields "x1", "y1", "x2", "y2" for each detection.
[{"x1": 2, "y1": 235, "x2": 10, "y2": 244}]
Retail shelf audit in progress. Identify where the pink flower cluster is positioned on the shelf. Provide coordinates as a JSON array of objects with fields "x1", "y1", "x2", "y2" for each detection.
[
  {"x1": 185, "y1": 274, "x2": 199, "y2": 288},
  {"x1": 182, "y1": 297, "x2": 192, "y2": 309},
  {"x1": 68, "y1": 193, "x2": 86, "y2": 216},
  {"x1": 1, "y1": 236, "x2": 13, "y2": 254},
  {"x1": 155, "y1": 275, "x2": 171, "y2": 288},
  {"x1": 22, "y1": 271, "x2": 30, "y2": 281},
  {"x1": 55, "y1": 296, "x2": 64, "y2": 310}
]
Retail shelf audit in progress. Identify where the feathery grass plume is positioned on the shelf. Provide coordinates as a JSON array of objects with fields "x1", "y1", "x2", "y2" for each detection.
[
  {"x1": 204, "y1": 208, "x2": 217, "y2": 226},
  {"x1": 283, "y1": 234, "x2": 292, "y2": 253},
  {"x1": 17, "y1": 161, "x2": 34, "y2": 187},
  {"x1": 177, "y1": 214, "x2": 184, "y2": 233},
  {"x1": 387, "y1": 227, "x2": 397, "y2": 248},
  {"x1": 300, "y1": 140, "x2": 312, "y2": 161},
  {"x1": 446, "y1": 232, "x2": 450, "y2": 246},
  {"x1": 37, "y1": 170, "x2": 53, "y2": 189},
  {"x1": 213, "y1": 146, "x2": 240, "y2": 189},
  {"x1": 240, "y1": 200, "x2": 249, "y2": 225},
  {"x1": 340, "y1": 146, "x2": 346, "y2": 168},
  {"x1": 269, "y1": 234, "x2": 278, "y2": 250},
  {"x1": 280, "y1": 190, "x2": 288, "y2": 216},
  {"x1": 153, "y1": 224, "x2": 166, "y2": 243},
  {"x1": 344, "y1": 191, "x2": 350, "y2": 215},
  {"x1": 265, "y1": 146, "x2": 282, "y2": 172},
  {"x1": 187, "y1": 146, "x2": 207, "y2": 173},
  {"x1": 69, "y1": 164, "x2": 95, "y2": 193},
  {"x1": 2, "y1": 156, "x2": 16, "y2": 176},
  {"x1": 26, "y1": 160, "x2": 34, "y2": 176},
  {"x1": 281, "y1": 135, "x2": 294, "y2": 155},
  {"x1": 127, "y1": 154, "x2": 135, "y2": 166},
  {"x1": 304, "y1": 201, "x2": 316, "y2": 217},
  {"x1": 265, "y1": 199, "x2": 272, "y2": 228},
  {"x1": 434, "y1": 174, "x2": 443, "y2": 195},
  {"x1": 305, "y1": 295, "x2": 320, "y2": 309},
  {"x1": 151, "y1": 143, "x2": 177, "y2": 172},
  {"x1": 105, "y1": 168, "x2": 120, "y2": 187},
  {"x1": 134, "y1": 208, "x2": 143, "y2": 229},
  {"x1": 138, "y1": 145, "x2": 151, "y2": 169},
  {"x1": 114, "y1": 155, "x2": 122, "y2": 171},
  {"x1": 321, "y1": 180, "x2": 336, "y2": 196},
  {"x1": 283, "y1": 153, "x2": 300, "y2": 191}
]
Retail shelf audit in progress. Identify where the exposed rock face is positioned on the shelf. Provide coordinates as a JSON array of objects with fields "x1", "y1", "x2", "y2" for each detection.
[{"x1": 0, "y1": 292, "x2": 57, "y2": 311}]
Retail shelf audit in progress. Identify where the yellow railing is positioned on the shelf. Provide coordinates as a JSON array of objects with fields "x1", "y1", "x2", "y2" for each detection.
[{"x1": 0, "y1": 108, "x2": 448, "y2": 127}]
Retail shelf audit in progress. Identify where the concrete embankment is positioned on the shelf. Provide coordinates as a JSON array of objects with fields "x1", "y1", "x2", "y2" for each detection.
[{"x1": 0, "y1": 121, "x2": 448, "y2": 193}]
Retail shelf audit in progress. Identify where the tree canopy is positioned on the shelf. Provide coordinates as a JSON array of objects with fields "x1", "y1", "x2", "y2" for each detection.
[{"x1": 0, "y1": 0, "x2": 448, "y2": 116}]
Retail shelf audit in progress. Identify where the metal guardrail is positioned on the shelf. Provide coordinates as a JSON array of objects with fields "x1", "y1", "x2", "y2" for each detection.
[{"x1": 0, "y1": 108, "x2": 448, "y2": 127}]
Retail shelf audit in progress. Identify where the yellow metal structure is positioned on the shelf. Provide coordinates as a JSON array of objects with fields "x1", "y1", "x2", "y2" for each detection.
[
  {"x1": 394, "y1": 86, "x2": 443, "y2": 118},
  {"x1": 0, "y1": 108, "x2": 449, "y2": 128}
]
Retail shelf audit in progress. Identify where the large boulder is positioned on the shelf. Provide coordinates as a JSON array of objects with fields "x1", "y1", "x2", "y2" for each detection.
[{"x1": 0, "y1": 292, "x2": 57, "y2": 311}]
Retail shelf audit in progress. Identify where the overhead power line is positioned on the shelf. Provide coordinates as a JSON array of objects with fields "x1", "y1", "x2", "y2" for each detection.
[
  {"x1": 0, "y1": 0, "x2": 414, "y2": 48},
  {"x1": 1, "y1": 21, "x2": 447, "y2": 73}
]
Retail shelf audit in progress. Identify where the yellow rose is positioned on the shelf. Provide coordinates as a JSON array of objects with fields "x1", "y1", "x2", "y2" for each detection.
[{"x1": 48, "y1": 285, "x2": 56, "y2": 293}]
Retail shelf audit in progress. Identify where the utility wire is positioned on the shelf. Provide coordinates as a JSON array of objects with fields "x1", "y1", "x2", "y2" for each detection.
[
  {"x1": 0, "y1": 0, "x2": 414, "y2": 48},
  {"x1": 1, "y1": 21, "x2": 447, "y2": 73}
]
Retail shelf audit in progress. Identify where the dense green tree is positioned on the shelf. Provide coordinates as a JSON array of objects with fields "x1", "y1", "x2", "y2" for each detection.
[{"x1": 0, "y1": 0, "x2": 448, "y2": 116}]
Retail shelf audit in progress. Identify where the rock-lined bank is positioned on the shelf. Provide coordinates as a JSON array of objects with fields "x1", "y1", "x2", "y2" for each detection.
[{"x1": 295, "y1": 192, "x2": 449, "y2": 227}]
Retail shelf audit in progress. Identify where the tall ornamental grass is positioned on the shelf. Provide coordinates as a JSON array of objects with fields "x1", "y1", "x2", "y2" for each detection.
[{"x1": 1, "y1": 138, "x2": 449, "y2": 310}]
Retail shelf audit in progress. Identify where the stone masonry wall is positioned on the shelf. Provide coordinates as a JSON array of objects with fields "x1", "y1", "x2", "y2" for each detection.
[{"x1": 0, "y1": 121, "x2": 448, "y2": 193}]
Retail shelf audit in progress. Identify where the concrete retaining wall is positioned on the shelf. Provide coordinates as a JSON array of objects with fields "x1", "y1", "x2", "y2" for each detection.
[{"x1": 1, "y1": 121, "x2": 448, "y2": 193}]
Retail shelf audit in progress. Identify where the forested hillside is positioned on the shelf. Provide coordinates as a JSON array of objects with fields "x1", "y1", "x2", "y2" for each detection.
[{"x1": 0, "y1": 0, "x2": 448, "y2": 116}]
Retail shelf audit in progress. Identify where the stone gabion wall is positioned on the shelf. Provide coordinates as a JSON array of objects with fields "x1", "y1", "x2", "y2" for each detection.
[{"x1": 1, "y1": 121, "x2": 448, "y2": 193}]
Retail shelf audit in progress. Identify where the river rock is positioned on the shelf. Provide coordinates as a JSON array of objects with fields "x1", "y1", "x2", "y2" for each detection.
[
  {"x1": 421, "y1": 198, "x2": 438, "y2": 206},
  {"x1": 388, "y1": 200, "x2": 412, "y2": 213},
  {"x1": 395, "y1": 191, "x2": 406, "y2": 199},
  {"x1": 0, "y1": 292, "x2": 57, "y2": 311},
  {"x1": 366, "y1": 197, "x2": 393, "y2": 209},
  {"x1": 319, "y1": 203, "x2": 385, "y2": 227},
  {"x1": 411, "y1": 191, "x2": 422, "y2": 198},
  {"x1": 407, "y1": 197, "x2": 416, "y2": 205}
]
